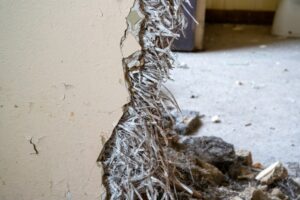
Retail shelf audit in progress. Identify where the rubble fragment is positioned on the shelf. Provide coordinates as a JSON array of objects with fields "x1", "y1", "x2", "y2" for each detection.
[
  {"x1": 232, "y1": 196, "x2": 243, "y2": 200},
  {"x1": 253, "y1": 162, "x2": 264, "y2": 169},
  {"x1": 286, "y1": 162, "x2": 300, "y2": 178},
  {"x1": 166, "y1": 147, "x2": 225, "y2": 187},
  {"x1": 235, "y1": 186, "x2": 290, "y2": 200},
  {"x1": 178, "y1": 62, "x2": 189, "y2": 69},
  {"x1": 173, "y1": 110, "x2": 202, "y2": 135},
  {"x1": 237, "y1": 166, "x2": 256, "y2": 180},
  {"x1": 276, "y1": 178, "x2": 300, "y2": 199},
  {"x1": 196, "y1": 159, "x2": 226, "y2": 186},
  {"x1": 164, "y1": 113, "x2": 300, "y2": 199},
  {"x1": 237, "y1": 187, "x2": 266, "y2": 200},
  {"x1": 271, "y1": 188, "x2": 288, "y2": 200},
  {"x1": 294, "y1": 178, "x2": 300, "y2": 187},
  {"x1": 236, "y1": 80, "x2": 243, "y2": 86},
  {"x1": 211, "y1": 115, "x2": 221, "y2": 123},
  {"x1": 236, "y1": 149, "x2": 253, "y2": 166},
  {"x1": 179, "y1": 136, "x2": 236, "y2": 168},
  {"x1": 251, "y1": 188, "x2": 270, "y2": 200},
  {"x1": 255, "y1": 162, "x2": 288, "y2": 185}
]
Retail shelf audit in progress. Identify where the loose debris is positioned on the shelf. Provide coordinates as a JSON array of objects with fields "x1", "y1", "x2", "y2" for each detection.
[
  {"x1": 211, "y1": 115, "x2": 221, "y2": 123},
  {"x1": 178, "y1": 136, "x2": 236, "y2": 168},
  {"x1": 253, "y1": 162, "x2": 265, "y2": 170},
  {"x1": 236, "y1": 150, "x2": 253, "y2": 166},
  {"x1": 271, "y1": 188, "x2": 288, "y2": 199},
  {"x1": 286, "y1": 162, "x2": 300, "y2": 178},
  {"x1": 256, "y1": 162, "x2": 288, "y2": 185},
  {"x1": 172, "y1": 110, "x2": 202, "y2": 135},
  {"x1": 294, "y1": 178, "x2": 300, "y2": 187},
  {"x1": 161, "y1": 111, "x2": 300, "y2": 199},
  {"x1": 191, "y1": 95, "x2": 199, "y2": 99},
  {"x1": 178, "y1": 62, "x2": 189, "y2": 69},
  {"x1": 166, "y1": 133, "x2": 300, "y2": 199},
  {"x1": 236, "y1": 81, "x2": 243, "y2": 86}
]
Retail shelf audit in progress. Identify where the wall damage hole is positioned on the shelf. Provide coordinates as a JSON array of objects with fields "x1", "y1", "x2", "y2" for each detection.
[{"x1": 98, "y1": 0, "x2": 193, "y2": 199}]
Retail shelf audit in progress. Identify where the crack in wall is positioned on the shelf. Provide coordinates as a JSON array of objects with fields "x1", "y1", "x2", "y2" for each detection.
[
  {"x1": 29, "y1": 137, "x2": 39, "y2": 155},
  {"x1": 98, "y1": 0, "x2": 194, "y2": 199}
]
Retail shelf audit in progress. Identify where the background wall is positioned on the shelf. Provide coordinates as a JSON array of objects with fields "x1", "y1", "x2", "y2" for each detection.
[
  {"x1": 206, "y1": 0, "x2": 280, "y2": 11},
  {"x1": 0, "y1": 0, "x2": 132, "y2": 199}
]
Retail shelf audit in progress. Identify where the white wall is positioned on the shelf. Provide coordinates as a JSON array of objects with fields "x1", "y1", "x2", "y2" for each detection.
[
  {"x1": 0, "y1": 0, "x2": 132, "y2": 199},
  {"x1": 206, "y1": 0, "x2": 280, "y2": 11}
]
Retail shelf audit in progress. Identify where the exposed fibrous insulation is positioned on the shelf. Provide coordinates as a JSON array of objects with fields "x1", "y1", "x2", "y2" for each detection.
[{"x1": 99, "y1": 0, "x2": 192, "y2": 199}]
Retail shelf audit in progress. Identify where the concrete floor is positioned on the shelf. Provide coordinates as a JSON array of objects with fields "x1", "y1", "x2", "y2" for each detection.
[{"x1": 168, "y1": 24, "x2": 300, "y2": 165}]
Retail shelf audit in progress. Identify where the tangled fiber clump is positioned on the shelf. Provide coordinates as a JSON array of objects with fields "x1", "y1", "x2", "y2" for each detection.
[{"x1": 99, "y1": 0, "x2": 196, "y2": 199}]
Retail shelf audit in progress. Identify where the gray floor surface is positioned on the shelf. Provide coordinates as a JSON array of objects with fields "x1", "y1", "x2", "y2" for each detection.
[{"x1": 167, "y1": 24, "x2": 300, "y2": 165}]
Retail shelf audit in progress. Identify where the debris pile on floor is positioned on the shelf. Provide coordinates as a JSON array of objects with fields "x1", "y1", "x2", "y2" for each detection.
[{"x1": 165, "y1": 110, "x2": 300, "y2": 199}]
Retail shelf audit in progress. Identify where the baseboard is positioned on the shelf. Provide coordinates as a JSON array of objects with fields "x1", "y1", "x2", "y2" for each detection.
[{"x1": 206, "y1": 9, "x2": 275, "y2": 25}]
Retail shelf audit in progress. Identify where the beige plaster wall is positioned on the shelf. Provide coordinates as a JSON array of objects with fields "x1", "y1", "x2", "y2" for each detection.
[
  {"x1": 206, "y1": 0, "x2": 280, "y2": 11},
  {"x1": 0, "y1": 0, "x2": 132, "y2": 199}
]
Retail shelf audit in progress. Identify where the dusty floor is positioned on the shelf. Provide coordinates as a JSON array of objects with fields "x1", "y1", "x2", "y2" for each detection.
[{"x1": 168, "y1": 24, "x2": 300, "y2": 166}]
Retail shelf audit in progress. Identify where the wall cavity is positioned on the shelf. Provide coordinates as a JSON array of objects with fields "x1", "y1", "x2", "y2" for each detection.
[{"x1": 99, "y1": 0, "x2": 199, "y2": 199}]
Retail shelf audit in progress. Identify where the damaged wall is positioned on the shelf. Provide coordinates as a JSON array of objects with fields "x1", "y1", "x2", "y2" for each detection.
[{"x1": 0, "y1": 0, "x2": 133, "y2": 199}]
